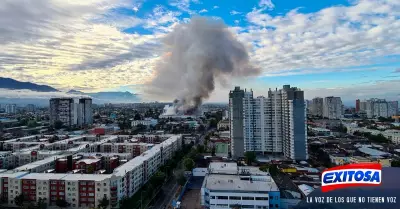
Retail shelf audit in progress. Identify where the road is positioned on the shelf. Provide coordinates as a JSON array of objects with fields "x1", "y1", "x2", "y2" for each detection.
[
  {"x1": 149, "y1": 128, "x2": 215, "y2": 209},
  {"x1": 150, "y1": 175, "x2": 179, "y2": 209}
]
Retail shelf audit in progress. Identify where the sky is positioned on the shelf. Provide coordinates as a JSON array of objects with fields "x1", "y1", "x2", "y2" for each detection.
[{"x1": 0, "y1": 0, "x2": 399, "y2": 105}]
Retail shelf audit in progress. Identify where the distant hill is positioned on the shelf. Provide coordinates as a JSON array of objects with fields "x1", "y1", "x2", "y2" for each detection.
[
  {"x1": 0, "y1": 78, "x2": 140, "y2": 105},
  {"x1": 0, "y1": 77, "x2": 59, "y2": 92}
]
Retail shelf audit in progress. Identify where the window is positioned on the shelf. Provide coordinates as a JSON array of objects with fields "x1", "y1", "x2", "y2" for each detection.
[
  {"x1": 256, "y1": 197, "x2": 268, "y2": 200},
  {"x1": 230, "y1": 196, "x2": 241, "y2": 200},
  {"x1": 217, "y1": 196, "x2": 228, "y2": 200},
  {"x1": 242, "y1": 197, "x2": 254, "y2": 200},
  {"x1": 275, "y1": 204, "x2": 279, "y2": 208}
]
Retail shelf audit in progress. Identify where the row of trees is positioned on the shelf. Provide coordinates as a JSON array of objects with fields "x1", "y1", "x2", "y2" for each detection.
[
  {"x1": 353, "y1": 131, "x2": 390, "y2": 143},
  {"x1": 119, "y1": 141, "x2": 193, "y2": 209}
]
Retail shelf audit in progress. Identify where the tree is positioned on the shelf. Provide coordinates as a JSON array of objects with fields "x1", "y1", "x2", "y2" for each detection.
[
  {"x1": 183, "y1": 157, "x2": 195, "y2": 171},
  {"x1": 54, "y1": 120, "x2": 63, "y2": 129},
  {"x1": 134, "y1": 113, "x2": 142, "y2": 120},
  {"x1": 244, "y1": 151, "x2": 257, "y2": 165},
  {"x1": 211, "y1": 146, "x2": 216, "y2": 156},
  {"x1": 259, "y1": 164, "x2": 270, "y2": 172},
  {"x1": 198, "y1": 124, "x2": 206, "y2": 132},
  {"x1": 196, "y1": 144, "x2": 205, "y2": 153},
  {"x1": 55, "y1": 199, "x2": 68, "y2": 208},
  {"x1": 37, "y1": 198, "x2": 47, "y2": 209},
  {"x1": 98, "y1": 196, "x2": 109, "y2": 209},
  {"x1": 14, "y1": 193, "x2": 25, "y2": 207},
  {"x1": 391, "y1": 160, "x2": 400, "y2": 167},
  {"x1": 27, "y1": 120, "x2": 39, "y2": 128}
]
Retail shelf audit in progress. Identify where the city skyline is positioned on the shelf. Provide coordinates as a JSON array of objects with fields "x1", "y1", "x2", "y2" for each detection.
[{"x1": 0, "y1": 0, "x2": 399, "y2": 104}]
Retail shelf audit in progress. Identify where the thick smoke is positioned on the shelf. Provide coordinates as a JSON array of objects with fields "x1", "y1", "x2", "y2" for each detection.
[{"x1": 148, "y1": 17, "x2": 259, "y2": 114}]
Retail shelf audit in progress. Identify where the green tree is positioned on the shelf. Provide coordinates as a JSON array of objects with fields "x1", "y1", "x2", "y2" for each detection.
[
  {"x1": 14, "y1": 193, "x2": 25, "y2": 207},
  {"x1": 37, "y1": 198, "x2": 47, "y2": 209},
  {"x1": 98, "y1": 196, "x2": 109, "y2": 209},
  {"x1": 54, "y1": 120, "x2": 63, "y2": 129},
  {"x1": 211, "y1": 146, "x2": 216, "y2": 156},
  {"x1": 183, "y1": 157, "x2": 195, "y2": 171},
  {"x1": 55, "y1": 199, "x2": 68, "y2": 208},
  {"x1": 259, "y1": 164, "x2": 270, "y2": 172},
  {"x1": 244, "y1": 151, "x2": 257, "y2": 165},
  {"x1": 196, "y1": 144, "x2": 205, "y2": 153},
  {"x1": 391, "y1": 160, "x2": 400, "y2": 167},
  {"x1": 27, "y1": 120, "x2": 39, "y2": 128}
]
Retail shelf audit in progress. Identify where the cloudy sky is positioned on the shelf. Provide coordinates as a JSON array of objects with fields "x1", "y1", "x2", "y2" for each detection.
[{"x1": 0, "y1": 0, "x2": 399, "y2": 105}]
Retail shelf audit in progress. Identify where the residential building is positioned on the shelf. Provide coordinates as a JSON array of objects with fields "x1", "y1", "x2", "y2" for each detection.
[
  {"x1": 311, "y1": 97, "x2": 323, "y2": 117},
  {"x1": 77, "y1": 98, "x2": 93, "y2": 126},
  {"x1": 229, "y1": 85, "x2": 308, "y2": 160},
  {"x1": 323, "y1": 97, "x2": 342, "y2": 119},
  {"x1": 5, "y1": 104, "x2": 16, "y2": 114},
  {"x1": 26, "y1": 104, "x2": 36, "y2": 112},
  {"x1": 201, "y1": 162, "x2": 280, "y2": 209},
  {"x1": 229, "y1": 87, "x2": 245, "y2": 159},
  {"x1": 388, "y1": 101, "x2": 398, "y2": 117},
  {"x1": 131, "y1": 118, "x2": 158, "y2": 127},
  {"x1": 359, "y1": 100, "x2": 367, "y2": 113},
  {"x1": 217, "y1": 120, "x2": 229, "y2": 130},
  {"x1": 0, "y1": 135, "x2": 183, "y2": 208},
  {"x1": 355, "y1": 99, "x2": 360, "y2": 113},
  {"x1": 50, "y1": 98, "x2": 77, "y2": 127},
  {"x1": 50, "y1": 98, "x2": 93, "y2": 127}
]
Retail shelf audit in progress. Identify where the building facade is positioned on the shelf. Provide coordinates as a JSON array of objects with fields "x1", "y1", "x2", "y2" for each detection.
[
  {"x1": 50, "y1": 98, "x2": 93, "y2": 127},
  {"x1": 311, "y1": 97, "x2": 323, "y2": 117},
  {"x1": 229, "y1": 85, "x2": 308, "y2": 160},
  {"x1": 323, "y1": 97, "x2": 342, "y2": 119},
  {"x1": 201, "y1": 163, "x2": 280, "y2": 209},
  {"x1": 50, "y1": 98, "x2": 76, "y2": 127},
  {"x1": 78, "y1": 98, "x2": 93, "y2": 126},
  {"x1": 229, "y1": 87, "x2": 245, "y2": 159},
  {"x1": 5, "y1": 104, "x2": 17, "y2": 114}
]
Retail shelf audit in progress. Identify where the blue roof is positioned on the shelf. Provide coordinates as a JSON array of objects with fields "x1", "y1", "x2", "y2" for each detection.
[{"x1": 358, "y1": 147, "x2": 390, "y2": 156}]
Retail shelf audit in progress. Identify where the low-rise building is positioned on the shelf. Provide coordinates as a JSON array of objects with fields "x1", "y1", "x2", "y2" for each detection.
[
  {"x1": 201, "y1": 162, "x2": 280, "y2": 209},
  {"x1": 217, "y1": 120, "x2": 229, "y2": 130}
]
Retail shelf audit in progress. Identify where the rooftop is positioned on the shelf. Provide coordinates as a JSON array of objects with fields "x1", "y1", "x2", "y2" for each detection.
[
  {"x1": 204, "y1": 174, "x2": 279, "y2": 192},
  {"x1": 358, "y1": 147, "x2": 390, "y2": 157},
  {"x1": 208, "y1": 162, "x2": 238, "y2": 175}
]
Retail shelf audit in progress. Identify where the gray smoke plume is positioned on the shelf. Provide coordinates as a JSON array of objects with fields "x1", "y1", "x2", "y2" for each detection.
[{"x1": 147, "y1": 17, "x2": 260, "y2": 114}]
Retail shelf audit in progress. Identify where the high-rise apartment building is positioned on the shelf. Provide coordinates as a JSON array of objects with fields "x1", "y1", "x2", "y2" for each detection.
[
  {"x1": 77, "y1": 98, "x2": 93, "y2": 126},
  {"x1": 26, "y1": 104, "x2": 35, "y2": 112},
  {"x1": 310, "y1": 97, "x2": 323, "y2": 117},
  {"x1": 50, "y1": 98, "x2": 77, "y2": 127},
  {"x1": 229, "y1": 85, "x2": 307, "y2": 160},
  {"x1": 356, "y1": 99, "x2": 360, "y2": 112},
  {"x1": 229, "y1": 87, "x2": 245, "y2": 159},
  {"x1": 323, "y1": 97, "x2": 342, "y2": 119},
  {"x1": 363, "y1": 98, "x2": 398, "y2": 118},
  {"x1": 388, "y1": 101, "x2": 399, "y2": 117},
  {"x1": 5, "y1": 104, "x2": 17, "y2": 114},
  {"x1": 50, "y1": 98, "x2": 93, "y2": 127}
]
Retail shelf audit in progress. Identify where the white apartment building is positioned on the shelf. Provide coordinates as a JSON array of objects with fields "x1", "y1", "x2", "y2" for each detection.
[
  {"x1": 201, "y1": 163, "x2": 281, "y2": 209},
  {"x1": 50, "y1": 98, "x2": 93, "y2": 127},
  {"x1": 388, "y1": 101, "x2": 399, "y2": 117},
  {"x1": 323, "y1": 97, "x2": 342, "y2": 119},
  {"x1": 310, "y1": 97, "x2": 323, "y2": 117},
  {"x1": 232, "y1": 85, "x2": 307, "y2": 160},
  {"x1": 77, "y1": 98, "x2": 93, "y2": 126},
  {"x1": 131, "y1": 118, "x2": 158, "y2": 127},
  {"x1": 363, "y1": 99, "x2": 397, "y2": 118},
  {"x1": 5, "y1": 104, "x2": 17, "y2": 114},
  {"x1": 0, "y1": 135, "x2": 183, "y2": 209}
]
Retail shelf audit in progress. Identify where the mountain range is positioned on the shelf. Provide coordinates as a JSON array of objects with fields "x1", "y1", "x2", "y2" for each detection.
[
  {"x1": 0, "y1": 77, "x2": 140, "y2": 105},
  {"x1": 0, "y1": 77, "x2": 59, "y2": 92}
]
